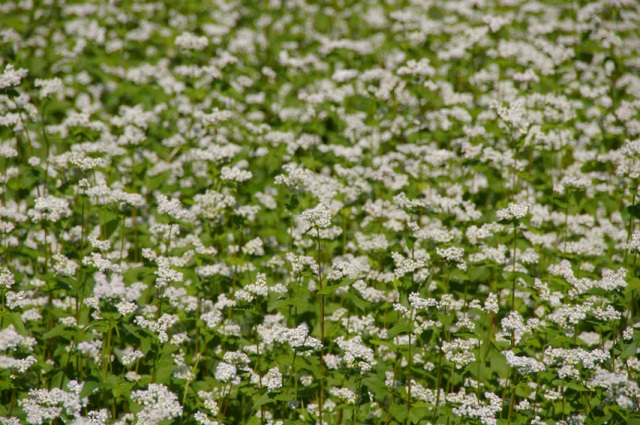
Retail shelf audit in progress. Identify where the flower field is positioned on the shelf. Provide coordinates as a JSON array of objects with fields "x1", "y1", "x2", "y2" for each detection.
[{"x1": 0, "y1": 0, "x2": 639, "y2": 424}]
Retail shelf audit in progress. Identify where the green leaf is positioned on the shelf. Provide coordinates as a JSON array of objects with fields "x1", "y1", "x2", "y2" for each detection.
[
  {"x1": 113, "y1": 381, "x2": 135, "y2": 398},
  {"x1": 268, "y1": 298, "x2": 307, "y2": 312},
  {"x1": 80, "y1": 378, "x2": 102, "y2": 398},
  {"x1": 437, "y1": 312, "x2": 454, "y2": 326},
  {"x1": 387, "y1": 321, "x2": 412, "y2": 338},
  {"x1": 274, "y1": 393, "x2": 292, "y2": 402},
  {"x1": 409, "y1": 407, "x2": 429, "y2": 424},
  {"x1": 627, "y1": 203, "x2": 640, "y2": 219},
  {"x1": 318, "y1": 278, "x2": 354, "y2": 295},
  {"x1": 627, "y1": 278, "x2": 640, "y2": 292},
  {"x1": 253, "y1": 393, "x2": 272, "y2": 408},
  {"x1": 564, "y1": 382, "x2": 587, "y2": 392},
  {"x1": 389, "y1": 404, "x2": 407, "y2": 422},
  {"x1": 7, "y1": 312, "x2": 27, "y2": 336},
  {"x1": 43, "y1": 324, "x2": 68, "y2": 340}
]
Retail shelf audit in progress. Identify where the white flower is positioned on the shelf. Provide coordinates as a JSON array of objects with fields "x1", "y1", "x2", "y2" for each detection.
[
  {"x1": 442, "y1": 338, "x2": 480, "y2": 368},
  {"x1": 131, "y1": 384, "x2": 183, "y2": 425},
  {"x1": 330, "y1": 387, "x2": 357, "y2": 404},
  {"x1": 300, "y1": 203, "x2": 332, "y2": 230},
  {"x1": 0, "y1": 267, "x2": 15, "y2": 289},
  {"x1": 484, "y1": 293, "x2": 499, "y2": 314},
  {"x1": 502, "y1": 350, "x2": 545, "y2": 374},
  {"x1": 214, "y1": 362, "x2": 237, "y2": 383},
  {"x1": 0, "y1": 64, "x2": 28, "y2": 90},
  {"x1": 34, "y1": 78, "x2": 63, "y2": 98},
  {"x1": 242, "y1": 237, "x2": 264, "y2": 256},
  {"x1": 175, "y1": 32, "x2": 209, "y2": 50},
  {"x1": 28, "y1": 196, "x2": 72, "y2": 223},
  {"x1": 220, "y1": 166, "x2": 253, "y2": 183},
  {"x1": 19, "y1": 381, "x2": 87, "y2": 425},
  {"x1": 263, "y1": 367, "x2": 283, "y2": 391},
  {"x1": 120, "y1": 349, "x2": 145, "y2": 366},
  {"x1": 496, "y1": 203, "x2": 529, "y2": 221}
]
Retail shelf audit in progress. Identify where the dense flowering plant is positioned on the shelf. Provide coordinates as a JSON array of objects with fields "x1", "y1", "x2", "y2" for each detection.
[{"x1": 0, "y1": 0, "x2": 639, "y2": 424}]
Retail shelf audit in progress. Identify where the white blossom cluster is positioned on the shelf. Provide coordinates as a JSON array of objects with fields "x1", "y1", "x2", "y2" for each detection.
[
  {"x1": 496, "y1": 203, "x2": 530, "y2": 222},
  {"x1": 131, "y1": 384, "x2": 183, "y2": 425},
  {"x1": 0, "y1": 0, "x2": 639, "y2": 422}
]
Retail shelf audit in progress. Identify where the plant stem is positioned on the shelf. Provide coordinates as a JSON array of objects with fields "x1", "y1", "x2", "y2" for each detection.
[{"x1": 511, "y1": 221, "x2": 517, "y2": 311}]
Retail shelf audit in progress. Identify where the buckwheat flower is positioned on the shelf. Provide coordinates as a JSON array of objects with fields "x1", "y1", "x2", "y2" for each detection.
[
  {"x1": 134, "y1": 314, "x2": 179, "y2": 344},
  {"x1": 391, "y1": 252, "x2": 425, "y2": 278},
  {"x1": 274, "y1": 163, "x2": 313, "y2": 189},
  {"x1": 5, "y1": 291, "x2": 25, "y2": 310},
  {"x1": 28, "y1": 195, "x2": 72, "y2": 223},
  {"x1": 120, "y1": 348, "x2": 144, "y2": 366},
  {"x1": 352, "y1": 280, "x2": 386, "y2": 303},
  {"x1": 27, "y1": 156, "x2": 41, "y2": 167},
  {"x1": 214, "y1": 362, "x2": 238, "y2": 384},
  {"x1": 156, "y1": 194, "x2": 195, "y2": 223},
  {"x1": 598, "y1": 268, "x2": 628, "y2": 291},
  {"x1": 466, "y1": 225, "x2": 496, "y2": 245},
  {"x1": 622, "y1": 326, "x2": 634, "y2": 341},
  {"x1": 0, "y1": 325, "x2": 36, "y2": 351},
  {"x1": 60, "y1": 317, "x2": 77, "y2": 327},
  {"x1": 285, "y1": 323, "x2": 322, "y2": 351},
  {"x1": 21, "y1": 308, "x2": 41, "y2": 322},
  {"x1": 19, "y1": 380, "x2": 87, "y2": 425},
  {"x1": 553, "y1": 175, "x2": 591, "y2": 195},
  {"x1": 0, "y1": 354, "x2": 37, "y2": 373},
  {"x1": 131, "y1": 384, "x2": 182, "y2": 425},
  {"x1": 93, "y1": 272, "x2": 126, "y2": 299},
  {"x1": 116, "y1": 300, "x2": 137, "y2": 316},
  {"x1": 496, "y1": 202, "x2": 529, "y2": 221},
  {"x1": 285, "y1": 252, "x2": 319, "y2": 275},
  {"x1": 82, "y1": 253, "x2": 122, "y2": 274},
  {"x1": 591, "y1": 305, "x2": 622, "y2": 321},
  {"x1": 154, "y1": 256, "x2": 183, "y2": 288},
  {"x1": 77, "y1": 340, "x2": 102, "y2": 364},
  {"x1": 442, "y1": 338, "x2": 480, "y2": 369},
  {"x1": 192, "y1": 190, "x2": 236, "y2": 222},
  {"x1": 400, "y1": 58, "x2": 436, "y2": 77},
  {"x1": 501, "y1": 312, "x2": 529, "y2": 345},
  {"x1": 624, "y1": 229, "x2": 640, "y2": 252},
  {"x1": 175, "y1": 32, "x2": 209, "y2": 50},
  {"x1": 451, "y1": 390, "x2": 502, "y2": 425},
  {"x1": 336, "y1": 335, "x2": 376, "y2": 373},
  {"x1": 578, "y1": 332, "x2": 601, "y2": 346},
  {"x1": 87, "y1": 409, "x2": 109, "y2": 425},
  {"x1": 393, "y1": 303, "x2": 410, "y2": 318},
  {"x1": 0, "y1": 266, "x2": 15, "y2": 289},
  {"x1": 171, "y1": 333, "x2": 189, "y2": 345},
  {"x1": 408, "y1": 293, "x2": 438, "y2": 310},
  {"x1": 194, "y1": 412, "x2": 219, "y2": 425},
  {"x1": 242, "y1": 237, "x2": 264, "y2": 256},
  {"x1": 515, "y1": 399, "x2": 531, "y2": 411},
  {"x1": 502, "y1": 350, "x2": 545, "y2": 374},
  {"x1": 197, "y1": 391, "x2": 220, "y2": 416},
  {"x1": 0, "y1": 64, "x2": 28, "y2": 90},
  {"x1": 300, "y1": 202, "x2": 332, "y2": 230},
  {"x1": 628, "y1": 357, "x2": 640, "y2": 372},
  {"x1": 330, "y1": 387, "x2": 357, "y2": 404},
  {"x1": 437, "y1": 246, "x2": 466, "y2": 269},
  {"x1": 220, "y1": 165, "x2": 253, "y2": 183},
  {"x1": 52, "y1": 253, "x2": 78, "y2": 277},
  {"x1": 262, "y1": 367, "x2": 283, "y2": 391},
  {"x1": 34, "y1": 77, "x2": 63, "y2": 98}
]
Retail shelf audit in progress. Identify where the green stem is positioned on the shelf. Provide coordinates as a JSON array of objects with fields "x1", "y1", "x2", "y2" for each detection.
[{"x1": 511, "y1": 222, "x2": 517, "y2": 311}]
